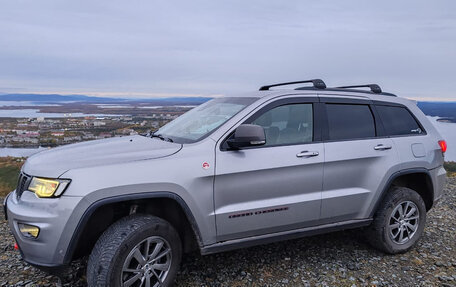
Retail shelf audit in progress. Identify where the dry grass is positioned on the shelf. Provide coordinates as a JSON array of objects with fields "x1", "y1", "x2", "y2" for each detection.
[
  {"x1": 0, "y1": 157, "x2": 24, "y2": 196},
  {"x1": 445, "y1": 161, "x2": 456, "y2": 178}
]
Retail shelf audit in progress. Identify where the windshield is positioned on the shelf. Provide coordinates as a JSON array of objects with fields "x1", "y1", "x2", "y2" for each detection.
[{"x1": 156, "y1": 97, "x2": 257, "y2": 143}]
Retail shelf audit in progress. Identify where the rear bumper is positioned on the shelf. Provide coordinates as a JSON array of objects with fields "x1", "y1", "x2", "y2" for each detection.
[
  {"x1": 430, "y1": 165, "x2": 447, "y2": 203},
  {"x1": 6, "y1": 190, "x2": 82, "y2": 269}
]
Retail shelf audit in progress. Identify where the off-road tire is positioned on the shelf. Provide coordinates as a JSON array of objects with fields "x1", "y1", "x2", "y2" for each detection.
[
  {"x1": 87, "y1": 214, "x2": 182, "y2": 287},
  {"x1": 367, "y1": 186, "x2": 427, "y2": 254}
]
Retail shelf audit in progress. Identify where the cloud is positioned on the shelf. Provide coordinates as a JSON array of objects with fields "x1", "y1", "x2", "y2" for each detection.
[{"x1": 0, "y1": 0, "x2": 455, "y2": 99}]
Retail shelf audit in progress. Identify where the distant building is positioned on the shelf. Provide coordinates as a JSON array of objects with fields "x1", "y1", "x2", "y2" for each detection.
[
  {"x1": 25, "y1": 131, "x2": 40, "y2": 137},
  {"x1": 64, "y1": 136, "x2": 82, "y2": 142},
  {"x1": 93, "y1": 121, "x2": 106, "y2": 127},
  {"x1": 51, "y1": 132, "x2": 65, "y2": 137}
]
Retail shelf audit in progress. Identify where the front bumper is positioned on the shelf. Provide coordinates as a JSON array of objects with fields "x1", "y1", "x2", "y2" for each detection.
[
  {"x1": 6, "y1": 190, "x2": 82, "y2": 268},
  {"x1": 3, "y1": 192, "x2": 10, "y2": 220}
]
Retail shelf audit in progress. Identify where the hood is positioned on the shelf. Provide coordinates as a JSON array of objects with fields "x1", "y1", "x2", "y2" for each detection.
[{"x1": 23, "y1": 136, "x2": 182, "y2": 178}]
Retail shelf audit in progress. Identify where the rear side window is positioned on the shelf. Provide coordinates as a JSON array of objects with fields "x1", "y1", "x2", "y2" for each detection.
[
  {"x1": 326, "y1": 104, "x2": 376, "y2": 140},
  {"x1": 376, "y1": 105, "x2": 423, "y2": 136}
]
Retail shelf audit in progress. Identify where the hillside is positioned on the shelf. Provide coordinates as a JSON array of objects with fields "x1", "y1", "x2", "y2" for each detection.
[
  {"x1": 0, "y1": 176, "x2": 455, "y2": 286},
  {"x1": 445, "y1": 161, "x2": 456, "y2": 177},
  {"x1": 417, "y1": 101, "x2": 456, "y2": 121}
]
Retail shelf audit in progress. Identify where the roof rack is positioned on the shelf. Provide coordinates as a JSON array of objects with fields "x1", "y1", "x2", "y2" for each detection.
[
  {"x1": 336, "y1": 84, "x2": 382, "y2": 94},
  {"x1": 259, "y1": 79, "x2": 326, "y2": 91}
]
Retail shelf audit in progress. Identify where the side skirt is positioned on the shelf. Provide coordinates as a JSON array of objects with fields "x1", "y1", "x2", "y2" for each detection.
[{"x1": 200, "y1": 218, "x2": 372, "y2": 255}]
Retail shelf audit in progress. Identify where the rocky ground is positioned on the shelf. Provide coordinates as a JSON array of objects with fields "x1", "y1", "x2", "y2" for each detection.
[{"x1": 0, "y1": 177, "x2": 455, "y2": 287}]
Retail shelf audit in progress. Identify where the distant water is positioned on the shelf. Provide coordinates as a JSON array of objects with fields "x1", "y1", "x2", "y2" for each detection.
[
  {"x1": 428, "y1": 117, "x2": 456, "y2": 161},
  {"x1": 0, "y1": 109, "x2": 118, "y2": 118}
]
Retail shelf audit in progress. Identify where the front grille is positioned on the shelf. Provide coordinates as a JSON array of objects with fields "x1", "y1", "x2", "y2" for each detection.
[{"x1": 16, "y1": 173, "x2": 31, "y2": 199}]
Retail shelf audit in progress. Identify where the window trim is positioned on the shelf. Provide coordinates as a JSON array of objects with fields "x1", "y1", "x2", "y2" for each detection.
[
  {"x1": 220, "y1": 97, "x2": 320, "y2": 151},
  {"x1": 219, "y1": 96, "x2": 428, "y2": 151},
  {"x1": 319, "y1": 97, "x2": 427, "y2": 143}
]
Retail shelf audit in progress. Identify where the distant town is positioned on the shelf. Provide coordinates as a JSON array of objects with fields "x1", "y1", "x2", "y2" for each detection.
[
  {"x1": 0, "y1": 111, "x2": 189, "y2": 148},
  {"x1": 0, "y1": 93, "x2": 455, "y2": 152},
  {"x1": 0, "y1": 93, "x2": 209, "y2": 147}
]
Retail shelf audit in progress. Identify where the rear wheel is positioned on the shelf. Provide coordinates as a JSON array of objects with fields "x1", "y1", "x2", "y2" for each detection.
[
  {"x1": 87, "y1": 214, "x2": 182, "y2": 287},
  {"x1": 367, "y1": 186, "x2": 427, "y2": 254}
]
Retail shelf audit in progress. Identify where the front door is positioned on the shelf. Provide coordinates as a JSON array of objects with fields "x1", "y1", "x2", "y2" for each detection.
[{"x1": 214, "y1": 98, "x2": 324, "y2": 241}]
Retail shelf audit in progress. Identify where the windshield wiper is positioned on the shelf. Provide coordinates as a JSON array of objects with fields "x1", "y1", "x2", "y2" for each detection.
[{"x1": 150, "y1": 132, "x2": 173, "y2": 142}]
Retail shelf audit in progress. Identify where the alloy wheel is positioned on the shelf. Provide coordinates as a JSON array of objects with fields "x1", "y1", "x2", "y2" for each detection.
[
  {"x1": 388, "y1": 200, "x2": 420, "y2": 245},
  {"x1": 121, "y1": 236, "x2": 172, "y2": 287}
]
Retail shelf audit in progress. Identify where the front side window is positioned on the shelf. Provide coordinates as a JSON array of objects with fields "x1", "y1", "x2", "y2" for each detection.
[
  {"x1": 326, "y1": 104, "x2": 376, "y2": 140},
  {"x1": 157, "y1": 97, "x2": 257, "y2": 143},
  {"x1": 251, "y1": 103, "x2": 313, "y2": 146},
  {"x1": 376, "y1": 105, "x2": 423, "y2": 136}
]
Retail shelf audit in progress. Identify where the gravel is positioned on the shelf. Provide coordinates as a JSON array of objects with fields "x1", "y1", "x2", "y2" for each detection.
[{"x1": 1, "y1": 177, "x2": 455, "y2": 287}]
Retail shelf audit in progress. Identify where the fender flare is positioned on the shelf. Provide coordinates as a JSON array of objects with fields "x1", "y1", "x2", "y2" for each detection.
[
  {"x1": 63, "y1": 192, "x2": 203, "y2": 264},
  {"x1": 369, "y1": 168, "x2": 434, "y2": 217}
]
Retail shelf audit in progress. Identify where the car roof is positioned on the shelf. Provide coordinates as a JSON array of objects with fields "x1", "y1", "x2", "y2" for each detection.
[
  {"x1": 227, "y1": 79, "x2": 417, "y2": 104},
  {"x1": 224, "y1": 88, "x2": 414, "y2": 107},
  {"x1": 223, "y1": 79, "x2": 417, "y2": 107}
]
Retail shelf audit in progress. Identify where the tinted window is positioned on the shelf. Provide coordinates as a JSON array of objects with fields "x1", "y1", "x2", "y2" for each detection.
[
  {"x1": 326, "y1": 104, "x2": 376, "y2": 140},
  {"x1": 251, "y1": 104, "x2": 313, "y2": 146},
  {"x1": 376, "y1": 105, "x2": 422, "y2": 136}
]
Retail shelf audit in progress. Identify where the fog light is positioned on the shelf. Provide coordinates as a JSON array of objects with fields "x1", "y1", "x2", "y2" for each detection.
[{"x1": 18, "y1": 223, "x2": 40, "y2": 238}]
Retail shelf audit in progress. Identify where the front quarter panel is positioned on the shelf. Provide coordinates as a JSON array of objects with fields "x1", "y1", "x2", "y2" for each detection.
[{"x1": 59, "y1": 138, "x2": 217, "y2": 249}]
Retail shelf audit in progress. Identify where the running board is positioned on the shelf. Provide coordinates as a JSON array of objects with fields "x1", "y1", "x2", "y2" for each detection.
[{"x1": 200, "y1": 219, "x2": 372, "y2": 255}]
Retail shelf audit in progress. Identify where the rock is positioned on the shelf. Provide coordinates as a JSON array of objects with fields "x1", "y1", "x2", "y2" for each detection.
[
  {"x1": 436, "y1": 261, "x2": 445, "y2": 267},
  {"x1": 412, "y1": 258, "x2": 424, "y2": 265}
]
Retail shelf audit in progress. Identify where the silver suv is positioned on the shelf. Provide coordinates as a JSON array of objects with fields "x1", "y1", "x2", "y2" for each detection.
[{"x1": 4, "y1": 80, "x2": 447, "y2": 286}]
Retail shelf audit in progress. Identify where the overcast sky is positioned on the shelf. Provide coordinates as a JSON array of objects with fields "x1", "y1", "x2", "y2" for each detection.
[{"x1": 0, "y1": 1, "x2": 455, "y2": 100}]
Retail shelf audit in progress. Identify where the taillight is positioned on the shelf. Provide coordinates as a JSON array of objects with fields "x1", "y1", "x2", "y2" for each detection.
[{"x1": 438, "y1": 140, "x2": 447, "y2": 153}]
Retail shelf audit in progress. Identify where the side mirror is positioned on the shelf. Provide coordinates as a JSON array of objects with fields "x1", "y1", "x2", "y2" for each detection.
[{"x1": 227, "y1": 124, "x2": 266, "y2": 149}]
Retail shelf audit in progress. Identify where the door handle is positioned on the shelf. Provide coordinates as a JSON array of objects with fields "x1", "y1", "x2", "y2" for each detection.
[
  {"x1": 374, "y1": 144, "x2": 392, "y2": 151},
  {"x1": 296, "y1": 151, "x2": 319, "y2": 158}
]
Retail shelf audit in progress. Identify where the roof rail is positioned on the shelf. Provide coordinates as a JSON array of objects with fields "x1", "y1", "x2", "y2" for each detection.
[
  {"x1": 259, "y1": 79, "x2": 326, "y2": 91},
  {"x1": 336, "y1": 84, "x2": 382, "y2": 94}
]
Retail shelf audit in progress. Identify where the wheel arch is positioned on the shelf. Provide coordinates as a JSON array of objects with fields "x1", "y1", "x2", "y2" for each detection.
[
  {"x1": 371, "y1": 168, "x2": 434, "y2": 217},
  {"x1": 63, "y1": 192, "x2": 203, "y2": 264}
]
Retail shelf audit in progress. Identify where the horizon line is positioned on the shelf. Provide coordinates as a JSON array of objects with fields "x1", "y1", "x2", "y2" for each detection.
[{"x1": 0, "y1": 91, "x2": 455, "y2": 102}]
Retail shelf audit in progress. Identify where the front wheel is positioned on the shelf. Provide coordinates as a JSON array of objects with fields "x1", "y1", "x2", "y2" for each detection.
[
  {"x1": 367, "y1": 186, "x2": 427, "y2": 254},
  {"x1": 87, "y1": 214, "x2": 182, "y2": 287}
]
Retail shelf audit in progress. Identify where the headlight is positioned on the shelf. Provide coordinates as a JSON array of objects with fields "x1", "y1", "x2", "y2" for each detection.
[{"x1": 28, "y1": 177, "x2": 71, "y2": 198}]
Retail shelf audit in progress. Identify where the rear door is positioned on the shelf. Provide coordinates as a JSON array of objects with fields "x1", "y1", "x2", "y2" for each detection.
[
  {"x1": 374, "y1": 103, "x2": 431, "y2": 165},
  {"x1": 320, "y1": 97, "x2": 398, "y2": 223},
  {"x1": 214, "y1": 97, "x2": 324, "y2": 241}
]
